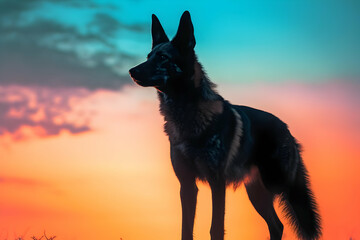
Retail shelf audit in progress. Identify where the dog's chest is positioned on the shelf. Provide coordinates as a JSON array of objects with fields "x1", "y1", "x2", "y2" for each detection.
[
  {"x1": 173, "y1": 133, "x2": 228, "y2": 180},
  {"x1": 169, "y1": 106, "x2": 247, "y2": 182}
]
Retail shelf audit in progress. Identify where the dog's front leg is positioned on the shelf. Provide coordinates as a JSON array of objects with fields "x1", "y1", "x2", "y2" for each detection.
[
  {"x1": 180, "y1": 180, "x2": 198, "y2": 240},
  {"x1": 171, "y1": 145, "x2": 198, "y2": 240},
  {"x1": 210, "y1": 178, "x2": 226, "y2": 240}
]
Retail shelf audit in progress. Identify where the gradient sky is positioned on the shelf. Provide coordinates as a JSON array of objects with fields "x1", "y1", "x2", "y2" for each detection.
[
  {"x1": 0, "y1": 0, "x2": 360, "y2": 239},
  {"x1": 1, "y1": 0, "x2": 360, "y2": 88}
]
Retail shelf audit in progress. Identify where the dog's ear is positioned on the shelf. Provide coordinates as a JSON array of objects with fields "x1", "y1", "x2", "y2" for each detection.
[
  {"x1": 152, "y1": 14, "x2": 169, "y2": 48},
  {"x1": 172, "y1": 11, "x2": 196, "y2": 51}
]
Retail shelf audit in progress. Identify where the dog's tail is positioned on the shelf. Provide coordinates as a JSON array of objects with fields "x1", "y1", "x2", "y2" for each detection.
[{"x1": 280, "y1": 144, "x2": 322, "y2": 240}]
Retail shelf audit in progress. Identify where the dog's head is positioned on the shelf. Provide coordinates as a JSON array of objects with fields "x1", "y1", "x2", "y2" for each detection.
[{"x1": 129, "y1": 11, "x2": 196, "y2": 92}]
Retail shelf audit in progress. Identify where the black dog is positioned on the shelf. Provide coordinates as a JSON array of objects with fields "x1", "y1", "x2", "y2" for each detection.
[{"x1": 129, "y1": 11, "x2": 321, "y2": 240}]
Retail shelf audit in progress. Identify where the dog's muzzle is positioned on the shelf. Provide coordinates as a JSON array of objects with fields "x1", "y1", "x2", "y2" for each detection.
[
  {"x1": 129, "y1": 67, "x2": 139, "y2": 80},
  {"x1": 129, "y1": 67, "x2": 144, "y2": 86}
]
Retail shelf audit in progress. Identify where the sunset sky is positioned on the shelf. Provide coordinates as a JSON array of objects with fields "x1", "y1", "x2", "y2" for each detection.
[{"x1": 1, "y1": 1, "x2": 359, "y2": 239}]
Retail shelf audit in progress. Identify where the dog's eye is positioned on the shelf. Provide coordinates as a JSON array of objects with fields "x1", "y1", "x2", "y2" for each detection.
[{"x1": 159, "y1": 55, "x2": 168, "y2": 60}]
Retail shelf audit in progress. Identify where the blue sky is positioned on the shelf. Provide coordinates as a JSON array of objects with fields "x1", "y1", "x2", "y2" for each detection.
[
  {"x1": 105, "y1": 0, "x2": 360, "y2": 83},
  {"x1": 0, "y1": 0, "x2": 359, "y2": 89}
]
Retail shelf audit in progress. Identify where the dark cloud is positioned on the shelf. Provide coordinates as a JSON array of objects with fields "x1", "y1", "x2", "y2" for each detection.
[
  {"x1": 0, "y1": 1, "x2": 37, "y2": 18},
  {"x1": 0, "y1": 0, "x2": 117, "y2": 18},
  {"x1": 0, "y1": 1, "x2": 147, "y2": 140},
  {"x1": 89, "y1": 13, "x2": 148, "y2": 37},
  {"x1": 89, "y1": 13, "x2": 122, "y2": 37},
  {"x1": 0, "y1": 39, "x2": 130, "y2": 90},
  {"x1": 0, "y1": 86, "x2": 92, "y2": 140},
  {"x1": 0, "y1": 0, "x2": 146, "y2": 90},
  {"x1": 2, "y1": 18, "x2": 103, "y2": 42}
]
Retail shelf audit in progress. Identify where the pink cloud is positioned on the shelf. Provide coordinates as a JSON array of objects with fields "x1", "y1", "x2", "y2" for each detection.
[{"x1": 0, "y1": 85, "x2": 92, "y2": 140}]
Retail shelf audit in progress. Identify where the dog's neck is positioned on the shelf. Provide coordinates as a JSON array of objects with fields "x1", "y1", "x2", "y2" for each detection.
[
  {"x1": 157, "y1": 60, "x2": 224, "y2": 142},
  {"x1": 158, "y1": 60, "x2": 220, "y2": 100}
]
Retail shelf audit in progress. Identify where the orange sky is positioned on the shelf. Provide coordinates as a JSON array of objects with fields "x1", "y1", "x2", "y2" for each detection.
[{"x1": 1, "y1": 83, "x2": 359, "y2": 240}]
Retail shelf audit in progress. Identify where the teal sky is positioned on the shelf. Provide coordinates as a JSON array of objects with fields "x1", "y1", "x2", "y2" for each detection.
[
  {"x1": 104, "y1": 0, "x2": 360, "y2": 83},
  {"x1": 1, "y1": 0, "x2": 359, "y2": 88}
]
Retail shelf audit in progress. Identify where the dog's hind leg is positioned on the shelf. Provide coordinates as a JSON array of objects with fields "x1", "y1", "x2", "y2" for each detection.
[
  {"x1": 209, "y1": 178, "x2": 226, "y2": 240},
  {"x1": 245, "y1": 169, "x2": 283, "y2": 240}
]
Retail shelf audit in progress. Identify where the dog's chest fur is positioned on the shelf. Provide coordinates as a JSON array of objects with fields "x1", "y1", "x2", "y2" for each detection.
[{"x1": 159, "y1": 93, "x2": 239, "y2": 180}]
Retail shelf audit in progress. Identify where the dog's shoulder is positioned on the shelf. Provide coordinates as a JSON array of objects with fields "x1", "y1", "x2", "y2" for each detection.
[{"x1": 232, "y1": 104, "x2": 289, "y2": 133}]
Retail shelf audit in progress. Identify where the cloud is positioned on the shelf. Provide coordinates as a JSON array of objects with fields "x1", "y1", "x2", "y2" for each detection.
[
  {"x1": 0, "y1": 0, "x2": 117, "y2": 18},
  {"x1": 0, "y1": 0, "x2": 146, "y2": 90},
  {"x1": 89, "y1": 13, "x2": 148, "y2": 37},
  {"x1": 0, "y1": 86, "x2": 92, "y2": 140},
  {"x1": 0, "y1": 40, "x2": 131, "y2": 90},
  {"x1": 0, "y1": 1, "x2": 36, "y2": 18}
]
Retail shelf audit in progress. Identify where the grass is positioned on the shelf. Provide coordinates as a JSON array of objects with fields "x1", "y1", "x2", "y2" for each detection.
[{"x1": 11, "y1": 232, "x2": 56, "y2": 240}]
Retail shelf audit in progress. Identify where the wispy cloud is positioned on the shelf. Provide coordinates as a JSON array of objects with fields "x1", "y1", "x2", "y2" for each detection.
[
  {"x1": 0, "y1": 0, "x2": 150, "y2": 141},
  {"x1": 0, "y1": 0, "x2": 119, "y2": 18},
  {"x1": 0, "y1": 0, "x2": 146, "y2": 90},
  {"x1": 89, "y1": 12, "x2": 147, "y2": 37},
  {"x1": 0, "y1": 86, "x2": 92, "y2": 140}
]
